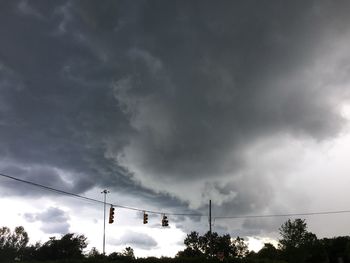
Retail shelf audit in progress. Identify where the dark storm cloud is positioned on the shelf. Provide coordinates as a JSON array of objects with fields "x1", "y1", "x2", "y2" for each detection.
[
  {"x1": 1, "y1": 0, "x2": 350, "y2": 236},
  {"x1": 111, "y1": 0, "x2": 349, "y2": 179},
  {"x1": 24, "y1": 207, "x2": 70, "y2": 234},
  {"x1": 110, "y1": 231, "x2": 157, "y2": 249},
  {"x1": 0, "y1": 0, "x2": 137, "y2": 196},
  {"x1": 0, "y1": 164, "x2": 78, "y2": 197}
]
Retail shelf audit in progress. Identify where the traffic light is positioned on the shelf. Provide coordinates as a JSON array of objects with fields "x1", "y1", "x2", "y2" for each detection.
[
  {"x1": 109, "y1": 206, "x2": 115, "y2": 224},
  {"x1": 143, "y1": 212, "x2": 148, "y2": 224},
  {"x1": 161, "y1": 214, "x2": 169, "y2": 227}
]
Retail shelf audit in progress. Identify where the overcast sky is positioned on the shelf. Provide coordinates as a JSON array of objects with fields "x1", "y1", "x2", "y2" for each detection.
[{"x1": 1, "y1": 0, "x2": 350, "y2": 257}]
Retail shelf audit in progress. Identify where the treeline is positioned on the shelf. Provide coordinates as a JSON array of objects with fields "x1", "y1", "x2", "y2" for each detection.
[
  {"x1": 1, "y1": 219, "x2": 350, "y2": 263},
  {"x1": 0, "y1": 226, "x2": 87, "y2": 262},
  {"x1": 176, "y1": 219, "x2": 350, "y2": 263}
]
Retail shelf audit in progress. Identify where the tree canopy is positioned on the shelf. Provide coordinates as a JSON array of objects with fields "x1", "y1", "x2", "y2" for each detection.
[
  {"x1": 0, "y1": 226, "x2": 28, "y2": 261},
  {"x1": 35, "y1": 233, "x2": 87, "y2": 261},
  {"x1": 176, "y1": 231, "x2": 247, "y2": 259},
  {"x1": 1, "y1": 219, "x2": 350, "y2": 263}
]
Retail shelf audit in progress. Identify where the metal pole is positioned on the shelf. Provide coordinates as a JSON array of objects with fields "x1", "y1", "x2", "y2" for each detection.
[
  {"x1": 101, "y1": 189, "x2": 109, "y2": 255},
  {"x1": 209, "y1": 200, "x2": 212, "y2": 234},
  {"x1": 209, "y1": 200, "x2": 212, "y2": 258}
]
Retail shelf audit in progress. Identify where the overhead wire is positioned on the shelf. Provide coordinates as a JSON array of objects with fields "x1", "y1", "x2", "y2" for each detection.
[
  {"x1": 0, "y1": 172, "x2": 105, "y2": 205},
  {"x1": 2, "y1": 172, "x2": 350, "y2": 220},
  {"x1": 214, "y1": 210, "x2": 350, "y2": 220},
  {"x1": 0, "y1": 172, "x2": 202, "y2": 217}
]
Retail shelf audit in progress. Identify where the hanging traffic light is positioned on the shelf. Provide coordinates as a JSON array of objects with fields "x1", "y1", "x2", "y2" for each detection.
[
  {"x1": 143, "y1": 212, "x2": 148, "y2": 224},
  {"x1": 109, "y1": 206, "x2": 115, "y2": 224},
  {"x1": 162, "y1": 214, "x2": 169, "y2": 227}
]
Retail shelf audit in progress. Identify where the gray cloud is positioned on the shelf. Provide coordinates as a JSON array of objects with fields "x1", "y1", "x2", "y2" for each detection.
[
  {"x1": 110, "y1": 231, "x2": 157, "y2": 250},
  {"x1": 16, "y1": 0, "x2": 45, "y2": 20},
  {"x1": 1, "y1": 0, "x2": 350, "y2": 236},
  {"x1": 24, "y1": 207, "x2": 70, "y2": 234}
]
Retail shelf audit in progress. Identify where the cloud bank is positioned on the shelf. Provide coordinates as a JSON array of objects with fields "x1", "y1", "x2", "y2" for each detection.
[
  {"x1": 110, "y1": 230, "x2": 157, "y2": 250},
  {"x1": 24, "y1": 207, "x2": 70, "y2": 234},
  {"x1": 1, "y1": 0, "x2": 350, "y2": 236}
]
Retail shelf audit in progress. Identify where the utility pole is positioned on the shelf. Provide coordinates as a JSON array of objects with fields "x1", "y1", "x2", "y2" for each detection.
[
  {"x1": 209, "y1": 200, "x2": 212, "y2": 234},
  {"x1": 101, "y1": 189, "x2": 109, "y2": 255},
  {"x1": 209, "y1": 200, "x2": 212, "y2": 258}
]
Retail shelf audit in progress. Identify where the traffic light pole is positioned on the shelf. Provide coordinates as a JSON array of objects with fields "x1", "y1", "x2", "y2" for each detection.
[
  {"x1": 101, "y1": 189, "x2": 109, "y2": 255},
  {"x1": 209, "y1": 200, "x2": 212, "y2": 258},
  {"x1": 209, "y1": 200, "x2": 212, "y2": 234}
]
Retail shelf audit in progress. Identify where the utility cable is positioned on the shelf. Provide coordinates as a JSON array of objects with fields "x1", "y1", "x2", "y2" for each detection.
[
  {"x1": 214, "y1": 210, "x2": 350, "y2": 220},
  {"x1": 2, "y1": 172, "x2": 350, "y2": 220},
  {"x1": 0, "y1": 172, "x2": 202, "y2": 217},
  {"x1": 0, "y1": 172, "x2": 106, "y2": 205}
]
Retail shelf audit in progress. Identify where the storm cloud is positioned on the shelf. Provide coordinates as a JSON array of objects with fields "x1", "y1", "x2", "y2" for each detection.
[
  {"x1": 110, "y1": 231, "x2": 157, "y2": 250},
  {"x1": 1, "y1": 0, "x2": 350, "y2": 237},
  {"x1": 24, "y1": 207, "x2": 70, "y2": 234}
]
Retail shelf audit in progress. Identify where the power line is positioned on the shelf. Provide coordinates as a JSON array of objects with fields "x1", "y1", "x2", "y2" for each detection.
[
  {"x1": 0, "y1": 172, "x2": 105, "y2": 205},
  {"x1": 0, "y1": 172, "x2": 202, "y2": 217},
  {"x1": 214, "y1": 210, "x2": 350, "y2": 220},
  {"x1": 2, "y1": 172, "x2": 350, "y2": 220}
]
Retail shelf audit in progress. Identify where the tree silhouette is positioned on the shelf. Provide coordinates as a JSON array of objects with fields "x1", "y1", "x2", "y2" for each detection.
[
  {"x1": 233, "y1": 236, "x2": 248, "y2": 258},
  {"x1": 278, "y1": 218, "x2": 318, "y2": 263},
  {"x1": 122, "y1": 246, "x2": 135, "y2": 259},
  {"x1": 0, "y1": 226, "x2": 28, "y2": 261},
  {"x1": 255, "y1": 243, "x2": 280, "y2": 260},
  {"x1": 177, "y1": 231, "x2": 246, "y2": 259},
  {"x1": 36, "y1": 233, "x2": 87, "y2": 260},
  {"x1": 279, "y1": 219, "x2": 317, "y2": 250}
]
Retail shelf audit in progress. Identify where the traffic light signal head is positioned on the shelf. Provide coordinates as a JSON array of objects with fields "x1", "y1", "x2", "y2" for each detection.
[
  {"x1": 143, "y1": 212, "x2": 148, "y2": 224},
  {"x1": 109, "y1": 206, "x2": 115, "y2": 224},
  {"x1": 162, "y1": 215, "x2": 169, "y2": 227}
]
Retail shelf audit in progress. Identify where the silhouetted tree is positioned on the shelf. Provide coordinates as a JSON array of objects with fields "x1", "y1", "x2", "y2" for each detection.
[
  {"x1": 0, "y1": 226, "x2": 28, "y2": 261},
  {"x1": 87, "y1": 246, "x2": 100, "y2": 257},
  {"x1": 233, "y1": 236, "x2": 248, "y2": 258},
  {"x1": 199, "y1": 232, "x2": 231, "y2": 257},
  {"x1": 122, "y1": 246, "x2": 135, "y2": 259},
  {"x1": 279, "y1": 219, "x2": 316, "y2": 250},
  {"x1": 320, "y1": 236, "x2": 350, "y2": 263},
  {"x1": 87, "y1": 246, "x2": 107, "y2": 260},
  {"x1": 36, "y1": 233, "x2": 87, "y2": 260},
  {"x1": 22, "y1": 242, "x2": 41, "y2": 261},
  {"x1": 278, "y1": 219, "x2": 318, "y2": 263},
  {"x1": 177, "y1": 231, "x2": 246, "y2": 259},
  {"x1": 256, "y1": 243, "x2": 280, "y2": 260},
  {"x1": 182, "y1": 231, "x2": 203, "y2": 257},
  {"x1": 108, "y1": 247, "x2": 135, "y2": 262}
]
